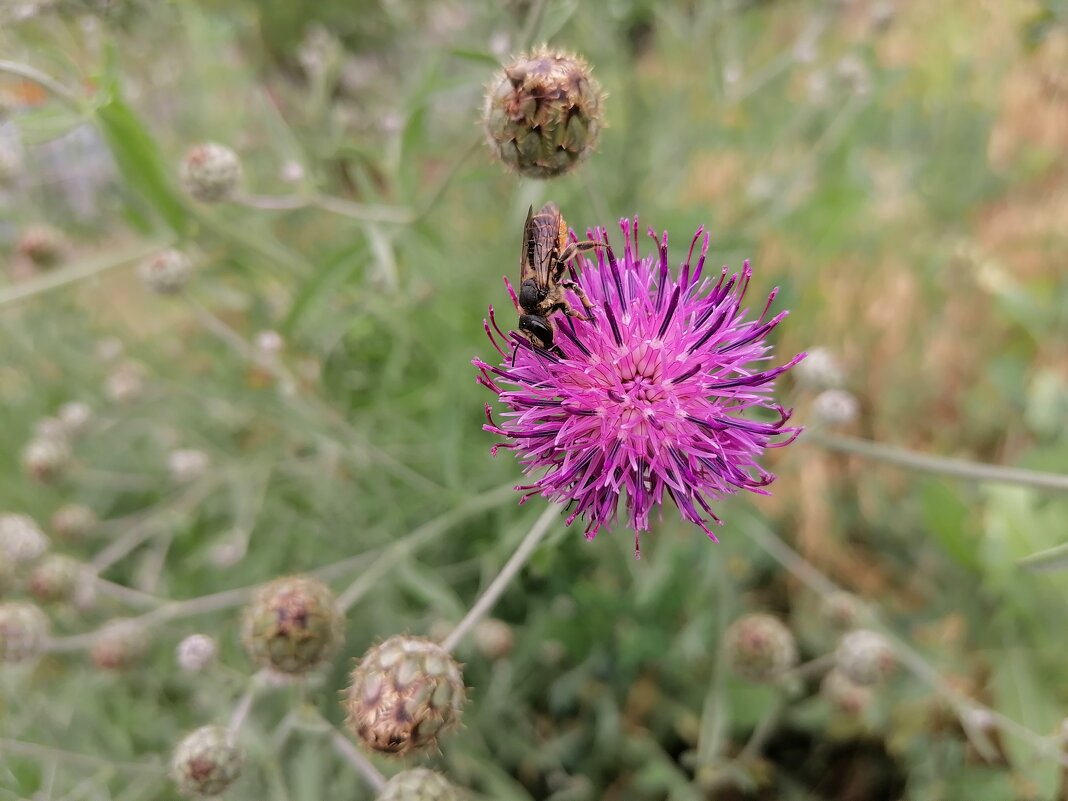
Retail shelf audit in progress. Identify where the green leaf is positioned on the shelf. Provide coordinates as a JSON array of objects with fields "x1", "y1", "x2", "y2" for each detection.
[{"x1": 920, "y1": 480, "x2": 978, "y2": 570}]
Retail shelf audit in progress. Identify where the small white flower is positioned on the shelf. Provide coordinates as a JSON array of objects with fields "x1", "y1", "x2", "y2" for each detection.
[
  {"x1": 813, "y1": 389, "x2": 860, "y2": 426},
  {"x1": 176, "y1": 634, "x2": 217, "y2": 672}
]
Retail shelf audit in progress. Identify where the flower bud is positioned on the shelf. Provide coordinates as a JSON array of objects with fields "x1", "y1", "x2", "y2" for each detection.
[
  {"x1": 473, "y1": 617, "x2": 514, "y2": 660},
  {"x1": 21, "y1": 437, "x2": 71, "y2": 484},
  {"x1": 0, "y1": 601, "x2": 50, "y2": 662},
  {"x1": 91, "y1": 618, "x2": 149, "y2": 670},
  {"x1": 28, "y1": 554, "x2": 85, "y2": 604},
  {"x1": 343, "y1": 635, "x2": 466, "y2": 756},
  {"x1": 16, "y1": 224, "x2": 67, "y2": 269},
  {"x1": 378, "y1": 768, "x2": 464, "y2": 801},
  {"x1": 0, "y1": 513, "x2": 49, "y2": 566},
  {"x1": 177, "y1": 634, "x2": 217, "y2": 672},
  {"x1": 821, "y1": 668, "x2": 874, "y2": 715},
  {"x1": 812, "y1": 389, "x2": 859, "y2": 426},
  {"x1": 105, "y1": 360, "x2": 146, "y2": 403},
  {"x1": 168, "y1": 449, "x2": 211, "y2": 484},
  {"x1": 794, "y1": 347, "x2": 845, "y2": 390},
  {"x1": 723, "y1": 613, "x2": 798, "y2": 683},
  {"x1": 240, "y1": 575, "x2": 342, "y2": 675},
  {"x1": 834, "y1": 629, "x2": 896, "y2": 686},
  {"x1": 51, "y1": 504, "x2": 99, "y2": 540},
  {"x1": 57, "y1": 401, "x2": 92, "y2": 435},
  {"x1": 483, "y1": 46, "x2": 604, "y2": 178},
  {"x1": 171, "y1": 725, "x2": 243, "y2": 797},
  {"x1": 253, "y1": 330, "x2": 284, "y2": 359},
  {"x1": 141, "y1": 249, "x2": 193, "y2": 294},
  {"x1": 819, "y1": 591, "x2": 869, "y2": 632},
  {"x1": 180, "y1": 143, "x2": 242, "y2": 202}
]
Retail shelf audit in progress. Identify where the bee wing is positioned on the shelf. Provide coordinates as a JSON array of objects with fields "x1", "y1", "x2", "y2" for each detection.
[
  {"x1": 531, "y1": 203, "x2": 562, "y2": 290},
  {"x1": 520, "y1": 205, "x2": 538, "y2": 284}
]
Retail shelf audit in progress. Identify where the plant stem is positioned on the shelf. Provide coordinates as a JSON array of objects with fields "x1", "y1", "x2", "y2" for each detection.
[
  {"x1": 0, "y1": 241, "x2": 169, "y2": 308},
  {"x1": 312, "y1": 195, "x2": 415, "y2": 224},
  {"x1": 0, "y1": 739, "x2": 162, "y2": 774},
  {"x1": 0, "y1": 59, "x2": 83, "y2": 110},
  {"x1": 227, "y1": 680, "x2": 258, "y2": 732},
  {"x1": 807, "y1": 431, "x2": 1068, "y2": 493},
  {"x1": 441, "y1": 504, "x2": 557, "y2": 653},
  {"x1": 737, "y1": 696, "x2": 785, "y2": 763},
  {"x1": 329, "y1": 728, "x2": 387, "y2": 793}
]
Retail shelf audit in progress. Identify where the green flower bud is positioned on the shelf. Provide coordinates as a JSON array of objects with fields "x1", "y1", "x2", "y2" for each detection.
[
  {"x1": 91, "y1": 618, "x2": 149, "y2": 671},
  {"x1": 240, "y1": 575, "x2": 342, "y2": 675},
  {"x1": 835, "y1": 629, "x2": 897, "y2": 686},
  {"x1": 724, "y1": 613, "x2": 798, "y2": 683},
  {"x1": 377, "y1": 768, "x2": 465, "y2": 801},
  {"x1": 0, "y1": 601, "x2": 50, "y2": 662},
  {"x1": 28, "y1": 554, "x2": 85, "y2": 604},
  {"x1": 180, "y1": 143, "x2": 242, "y2": 203},
  {"x1": 171, "y1": 725, "x2": 243, "y2": 797},
  {"x1": 141, "y1": 249, "x2": 193, "y2": 294}
]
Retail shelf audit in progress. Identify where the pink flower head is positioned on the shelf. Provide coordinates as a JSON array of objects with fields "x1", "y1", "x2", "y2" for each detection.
[{"x1": 474, "y1": 215, "x2": 804, "y2": 556}]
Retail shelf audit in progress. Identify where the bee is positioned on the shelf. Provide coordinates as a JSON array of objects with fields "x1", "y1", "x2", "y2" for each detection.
[{"x1": 515, "y1": 202, "x2": 601, "y2": 354}]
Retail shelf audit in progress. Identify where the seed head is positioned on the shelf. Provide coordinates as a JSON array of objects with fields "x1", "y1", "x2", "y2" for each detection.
[
  {"x1": 28, "y1": 554, "x2": 85, "y2": 605},
  {"x1": 483, "y1": 46, "x2": 604, "y2": 178},
  {"x1": 377, "y1": 768, "x2": 465, "y2": 801},
  {"x1": 0, "y1": 601, "x2": 50, "y2": 662},
  {"x1": 180, "y1": 143, "x2": 242, "y2": 203},
  {"x1": 21, "y1": 437, "x2": 71, "y2": 484},
  {"x1": 473, "y1": 618, "x2": 514, "y2": 660},
  {"x1": 476, "y1": 217, "x2": 802, "y2": 552},
  {"x1": 343, "y1": 635, "x2": 466, "y2": 756},
  {"x1": 169, "y1": 449, "x2": 211, "y2": 484},
  {"x1": 91, "y1": 618, "x2": 149, "y2": 671},
  {"x1": 821, "y1": 667, "x2": 874, "y2": 715},
  {"x1": 240, "y1": 575, "x2": 343, "y2": 675},
  {"x1": 51, "y1": 504, "x2": 99, "y2": 540},
  {"x1": 141, "y1": 249, "x2": 193, "y2": 294},
  {"x1": 57, "y1": 401, "x2": 92, "y2": 435},
  {"x1": 0, "y1": 513, "x2": 50, "y2": 566},
  {"x1": 105, "y1": 361, "x2": 146, "y2": 403},
  {"x1": 171, "y1": 725, "x2": 243, "y2": 797},
  {"x1": 16, "y1": 224, "x2": 67, "y2": 269},
  {"x1": 177, "y1": 634, "x2": 218, "y2": 673},
  {"x1": 723, "y1": 613, "x2": 798, "y2": 683},
  {"x1": 812, "y1": 389, "x2": 859, "y2": 426},
  {"x1": 834, "y1": 629, "x2": 896, "y2": 686}
]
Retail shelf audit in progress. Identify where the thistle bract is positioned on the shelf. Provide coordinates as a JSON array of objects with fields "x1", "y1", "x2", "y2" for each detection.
[
  {"x1": 171, "y1": 725, "x2": 243, "y2": 797},
  {"x1": 91, "y1": 618, "x2": 149, "y2": 671},
  {"x1": 240, "y1": 575, "x2": 342, "y2": 674},
  {"x1": 835, "y1": 629, "x2": 897, "y2": 686},
  {"x1": 0, "y1": 602, "x2": 49, "y2": 662},
  {"x1": 343, "y1": 635, "x2": 466, "y2": 756},
  {"x1": 475, "y1": 216, "x2": 802, "y2": 553},
  {"x1": 378, "y1": 768, "x2": 464, "y2": 801},
  {"x1": 180, "y1": 143, "x2": 241, "y2": 202},
  {"x1": 483, "y1": 46, "x2": 604, "y2": 178},
  {"x1": 724, "y1": 613, "x2": 798, "y2": 682}
]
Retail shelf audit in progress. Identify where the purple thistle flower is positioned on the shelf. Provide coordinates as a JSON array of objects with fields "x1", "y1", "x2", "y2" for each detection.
[{"x1": 474, "y1": 215, "x2": 804, "y2": 556}]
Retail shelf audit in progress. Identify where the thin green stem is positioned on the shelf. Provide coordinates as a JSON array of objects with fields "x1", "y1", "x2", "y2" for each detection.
[
  {"x1": 0, "y1": 740, "x2": 162, "y2": 775},
  {"x1": 0, "y1": 59, "x2": 83, "y2": 110},
  {"x1": 329, "y1": 728, "x2": 387, "y2": 793},
  {"x1": 807, "y1": 431, "x2": 1068, "y2": 493},
  {"x1": 737, "y1": 695, "x2": 785, "y2": 763},
  {"x1": 0, "y1": 241, "x2": 168, "y2": 308},
  {"x1": 311, "y1": 195, "x2": 415, "y2": 224},
  {"x1": 441, "y1": 504, "x2": 557, "y2": 653},
  {"x1": 227, "y1": 679, "x2": 259, "y2": 732},
  {"x1": 518, "y1": 0, "x2": 548, "y2": 49}
]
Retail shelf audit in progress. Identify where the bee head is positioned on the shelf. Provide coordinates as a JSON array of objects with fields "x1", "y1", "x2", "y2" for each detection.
[{"x1": 519, "y1": 314, "x2": 554, "y2": 350}]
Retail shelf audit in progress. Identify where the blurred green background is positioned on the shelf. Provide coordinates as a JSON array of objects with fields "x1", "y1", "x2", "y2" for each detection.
[{"x1": 2, "y1": 0, "x2": 1068, "y2": 799}]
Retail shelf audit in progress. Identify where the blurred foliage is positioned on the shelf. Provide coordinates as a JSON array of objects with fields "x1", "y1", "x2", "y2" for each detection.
[{"x1": 1, "y1": 1, "x2": 1068, "y2": 800}]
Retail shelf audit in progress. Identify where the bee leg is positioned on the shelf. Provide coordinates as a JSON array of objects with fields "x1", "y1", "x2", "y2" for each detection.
[
  {"x1": 560, "y1": 280, "x2": 596, "y2": 313},
  {"x1": 558, "y1": 239, "x2": 605, "y2": 264}
]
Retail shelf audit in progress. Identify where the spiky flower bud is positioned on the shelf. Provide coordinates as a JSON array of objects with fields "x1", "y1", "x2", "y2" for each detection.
[
  {"x1": 177, "y1": 633, "x2": 217, "y2": 672},
  {"x1": 377, "y1": 769, "x2": 464, "y2": 801},
  {"x1": 473, "y1": 617, "x2": 514, "y2": 660},
  {"x1": 21, "y1": 436, "x2": 71, "y2": 484},
  {"x1": 723, "y1": 613, "x2": 798, "y2": 683},
  {"x1": 51, "y1": 504, "x2": 98, "y2": 540},
  {"x1": 28, "y1": 554, "x2": 85, "y2": 604},
  {"x1": 343, "y1": 635, "x2": 466, "y2": 756},
  {"x1": 821, "y1": 668, "x2": 874, "y2": 715},
  {"x1": 105, "y1": 360, "x2": 146, "y2": 403},
  {"x1": 819, "y1": 591, "x2": 869, "y2": 632},
  {"x1": 0, "y1": 513, "x2": 50, "y2": 566},
  {"x1": 835, "y1": 629, "x2": 896, "y2": 686},
  {"x1": 171, "y1": 725, "x2": 243, "y2": 797},
  {"x1": 91, "y1": 618, "x2": 149, "y2": 670},
  {"x1": 57, "y1": 401, "x2": 92, "y2": 435},
  {"x1": 169, "y1": 449, "x2": 211, "y2": 484},
  {"x1": 0, "y1": 601, "x2": 49, "y2": 662},
  {"x1": 483, "y1": 46, "x2": 604, "y2": 178},
  {"x1": 240, "y1": 575, "x2": 342, "y2": 675},
  {"x1": 794, "y1": 347, "x2": 845, "y2": 390},
  {"x1": 812, "y1": 389, "x2": 859, "y2": 426},
  {"x1": 180, "y1": 143, "x2": 242, "y2": 203},
  {"x1": 16, "y1": 224, "x2": 67, "y2": 269},
  {"x1": 141, "y1": 249, "x2": 193, "y2": 294}
]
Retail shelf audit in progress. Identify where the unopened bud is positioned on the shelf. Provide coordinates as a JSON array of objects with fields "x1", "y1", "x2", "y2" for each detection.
[
  {"x1": 177, "y1": 634, "x2": 217, "y2": 673},
  {"x1": 180, "y1": 143, "x2": 242, "y2": 203},
  {"x1": 724, "y1": 613, "x2": 798, "y2": 683},
  {"x1": 377, "y1": 768, "x2": 464, "y2": 801},
  {"x1": 0, "y1": 601, "x2": 50, "y2": 662},
  {"x1": 16, "y1": 224, "x2": 67, "y2": 269},
  {"x1": 171, "y1": 725, "x2": 243, "y2": 797},
  {"x1": 141, "y1": 249, "x2": 193, "y2": 294},
  {"x1": 21, "y1": 437, "x2": 71, "y2": 484},
  {"x1": 813, "y1": 389, "x2": 859, "y2": 426},
  {"x1": 835, "y1": 629, "x2": 896, "y2": 686}
]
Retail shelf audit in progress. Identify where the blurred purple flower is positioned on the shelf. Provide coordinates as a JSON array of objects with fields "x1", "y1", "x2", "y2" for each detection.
[{"x1": 474, "y1": 215, "x2": 804, "y2": 555}]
